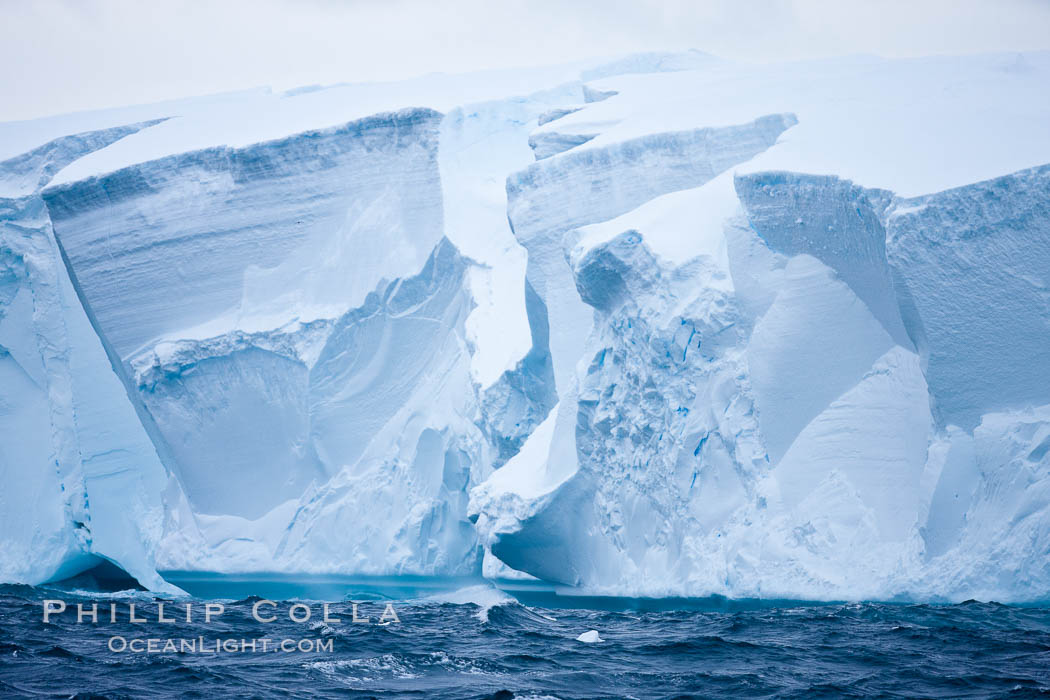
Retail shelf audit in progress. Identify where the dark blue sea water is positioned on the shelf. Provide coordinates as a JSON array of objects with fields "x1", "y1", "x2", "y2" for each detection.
[{"x1": 2, "y1": 583, "x2": 1050, "y2": 699}]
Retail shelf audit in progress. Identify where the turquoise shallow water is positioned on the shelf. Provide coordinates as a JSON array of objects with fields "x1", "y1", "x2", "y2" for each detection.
[{"x1": 2, "y1": 583, "x2": 1050, "y2": 699}]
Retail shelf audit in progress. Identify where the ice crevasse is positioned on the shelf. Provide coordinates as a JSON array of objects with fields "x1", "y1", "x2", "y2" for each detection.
[{"x1": 1, "y1": 50, "x2": 1049, "y2": 602}]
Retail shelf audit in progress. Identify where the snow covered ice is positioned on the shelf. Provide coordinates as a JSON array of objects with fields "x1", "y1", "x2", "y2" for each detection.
[{"x1": 1, "y1": 50, "x2": 1050, "y2": 602}]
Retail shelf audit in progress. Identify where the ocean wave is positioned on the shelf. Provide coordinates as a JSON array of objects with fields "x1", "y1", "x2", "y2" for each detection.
[
  {"x1": 2, "y1": 587, "x2": 1049, "y2": 698},
  {"x1": 421, "y1": 583, "x2": 518, "y2": 623}
]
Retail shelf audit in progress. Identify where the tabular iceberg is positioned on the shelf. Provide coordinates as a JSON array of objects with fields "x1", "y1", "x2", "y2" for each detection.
[{"x1": 1, "y1": 50, "x2": 1048, "y2": 602}]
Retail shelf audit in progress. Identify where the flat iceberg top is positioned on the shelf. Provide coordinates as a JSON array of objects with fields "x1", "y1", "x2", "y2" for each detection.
[
  {"x1": 7, "y1": 50, "x2": 1044, "y2": 197},
  {"x1": 30, "y1": 53, "x2": 708, "y2": 188},
  {"x1": 0, "y1": 89, "x2": 266, "y2": 163},
  {"x1": 42, "y1": 66, "x2": 586, "y2": 187},
  {"x1": 0, "y1": 50, "x2": 718, "y2": 164},
  {"x1": 534, "y1": 52, "x2": 1050, "y2": 197}
]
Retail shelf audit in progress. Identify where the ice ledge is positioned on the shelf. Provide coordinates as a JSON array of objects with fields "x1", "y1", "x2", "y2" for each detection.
[{"x1": 44, "y1": 107, "x2": 443, "y2": 198}]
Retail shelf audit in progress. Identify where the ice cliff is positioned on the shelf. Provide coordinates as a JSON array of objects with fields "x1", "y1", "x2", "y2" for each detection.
[{"x1": 1, "y1": 50, "x2": 1049, "y2": 602}]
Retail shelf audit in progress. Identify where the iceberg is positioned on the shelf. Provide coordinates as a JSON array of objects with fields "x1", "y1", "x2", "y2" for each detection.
[{"x1": 1, "y1": 50, "x2": 1049, "y2": 602}]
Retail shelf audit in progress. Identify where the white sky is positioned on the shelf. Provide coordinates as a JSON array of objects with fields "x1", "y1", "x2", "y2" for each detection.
[{"x1": 2, "y1": 0, "x2": 1049, "y2": 122}]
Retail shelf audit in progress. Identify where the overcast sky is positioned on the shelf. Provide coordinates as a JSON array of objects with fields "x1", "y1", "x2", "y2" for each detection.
[{"x1": 2, "y1": 0, "x2": 1049, "y2": 122}]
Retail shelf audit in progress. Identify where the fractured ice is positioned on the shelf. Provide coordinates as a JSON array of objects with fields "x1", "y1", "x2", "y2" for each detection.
[{"x1": 1, "y1": 51, "x2": 1049, "y2": 601}]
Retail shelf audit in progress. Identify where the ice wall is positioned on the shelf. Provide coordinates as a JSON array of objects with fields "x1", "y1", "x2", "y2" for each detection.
[
  {"x1": 1, "y1": 51, "x2": 1048, "y2": 601},
  {"x1": 886, "y1": 165, "x2": 1050, "y2": 430},
  {"x1": 504, "y1": 114, "x2": 796, "y2": 435},
  {"x1": 39, "y1": 109, "x2": 495, "y2": 576},
  {"x1": 473, "y1": 154, "x2": 1049, "y2": 600},
  {"x1": 0, "y1": 126, "x2": 175, "y2": 590},
  {"x1": 469, "y1": 51, "x2": 1050, "y2": 600},
  {"x1": 43, "y1": 109, "x2": 445, "y2": 356}
]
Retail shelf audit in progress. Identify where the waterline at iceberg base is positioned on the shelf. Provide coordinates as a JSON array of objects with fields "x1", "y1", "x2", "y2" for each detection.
[{"x1": 2, "y1": 50, "x2": 1050, "y2": 610}]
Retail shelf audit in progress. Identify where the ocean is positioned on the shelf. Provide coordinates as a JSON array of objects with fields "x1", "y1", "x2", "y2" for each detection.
[{"x1": 2, "y1": 583, "x2": 1049, "y2": 699}]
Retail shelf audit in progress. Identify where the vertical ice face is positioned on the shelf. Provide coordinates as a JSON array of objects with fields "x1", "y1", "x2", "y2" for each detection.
[
  {"x1": 43, "y1": 109, "x2": 445, "y2": 357},
  {"x1": 486, "y1": 230, "x2": 760, "y2": 588},
  {"x1": 36, "y1": 108, "x2": 497, "y2": 576},
  {"x1": 885, "y1": 165, "x2": 1050, "y2": 430},
  {"x1": 0, "y1": 126, "x2": 174, "y2": 590},
  {"x1": 474, "y1": 153, "x2": 1050, "y2": 599},
  {"x1": 137, "y1": 340, "x2": 325, "y2": 520},
  {"x1": 470, "y1": 114, "x2": 798, "y2": 591},
  {"x1": 731, "y1": 173, "x2": 929, "y2": 528},
  {"x1": 728, "y1": 190, "x2": 932, "y2": 585},
  {"x1": 501, "y1": 114, "x2": 797, "y2": 451},
  {"x1": 0, "y1": 201, "x2": 82, "y2": 584},
  {"x1": 734, "y1": 173, "x2": 907, "y2": 348},
  {"x1": 917, "y1": 405, "x2": 1050, "y2": 601},
  {"x1": 882, "y1": 166, "x2": 1050, "y2": 599},
  {"x1": 263, "y1": 239, "x2": 488, "y2": 576},
  {"x1": 474, "y1": 184, "x2": 931, "y2": 595}
]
